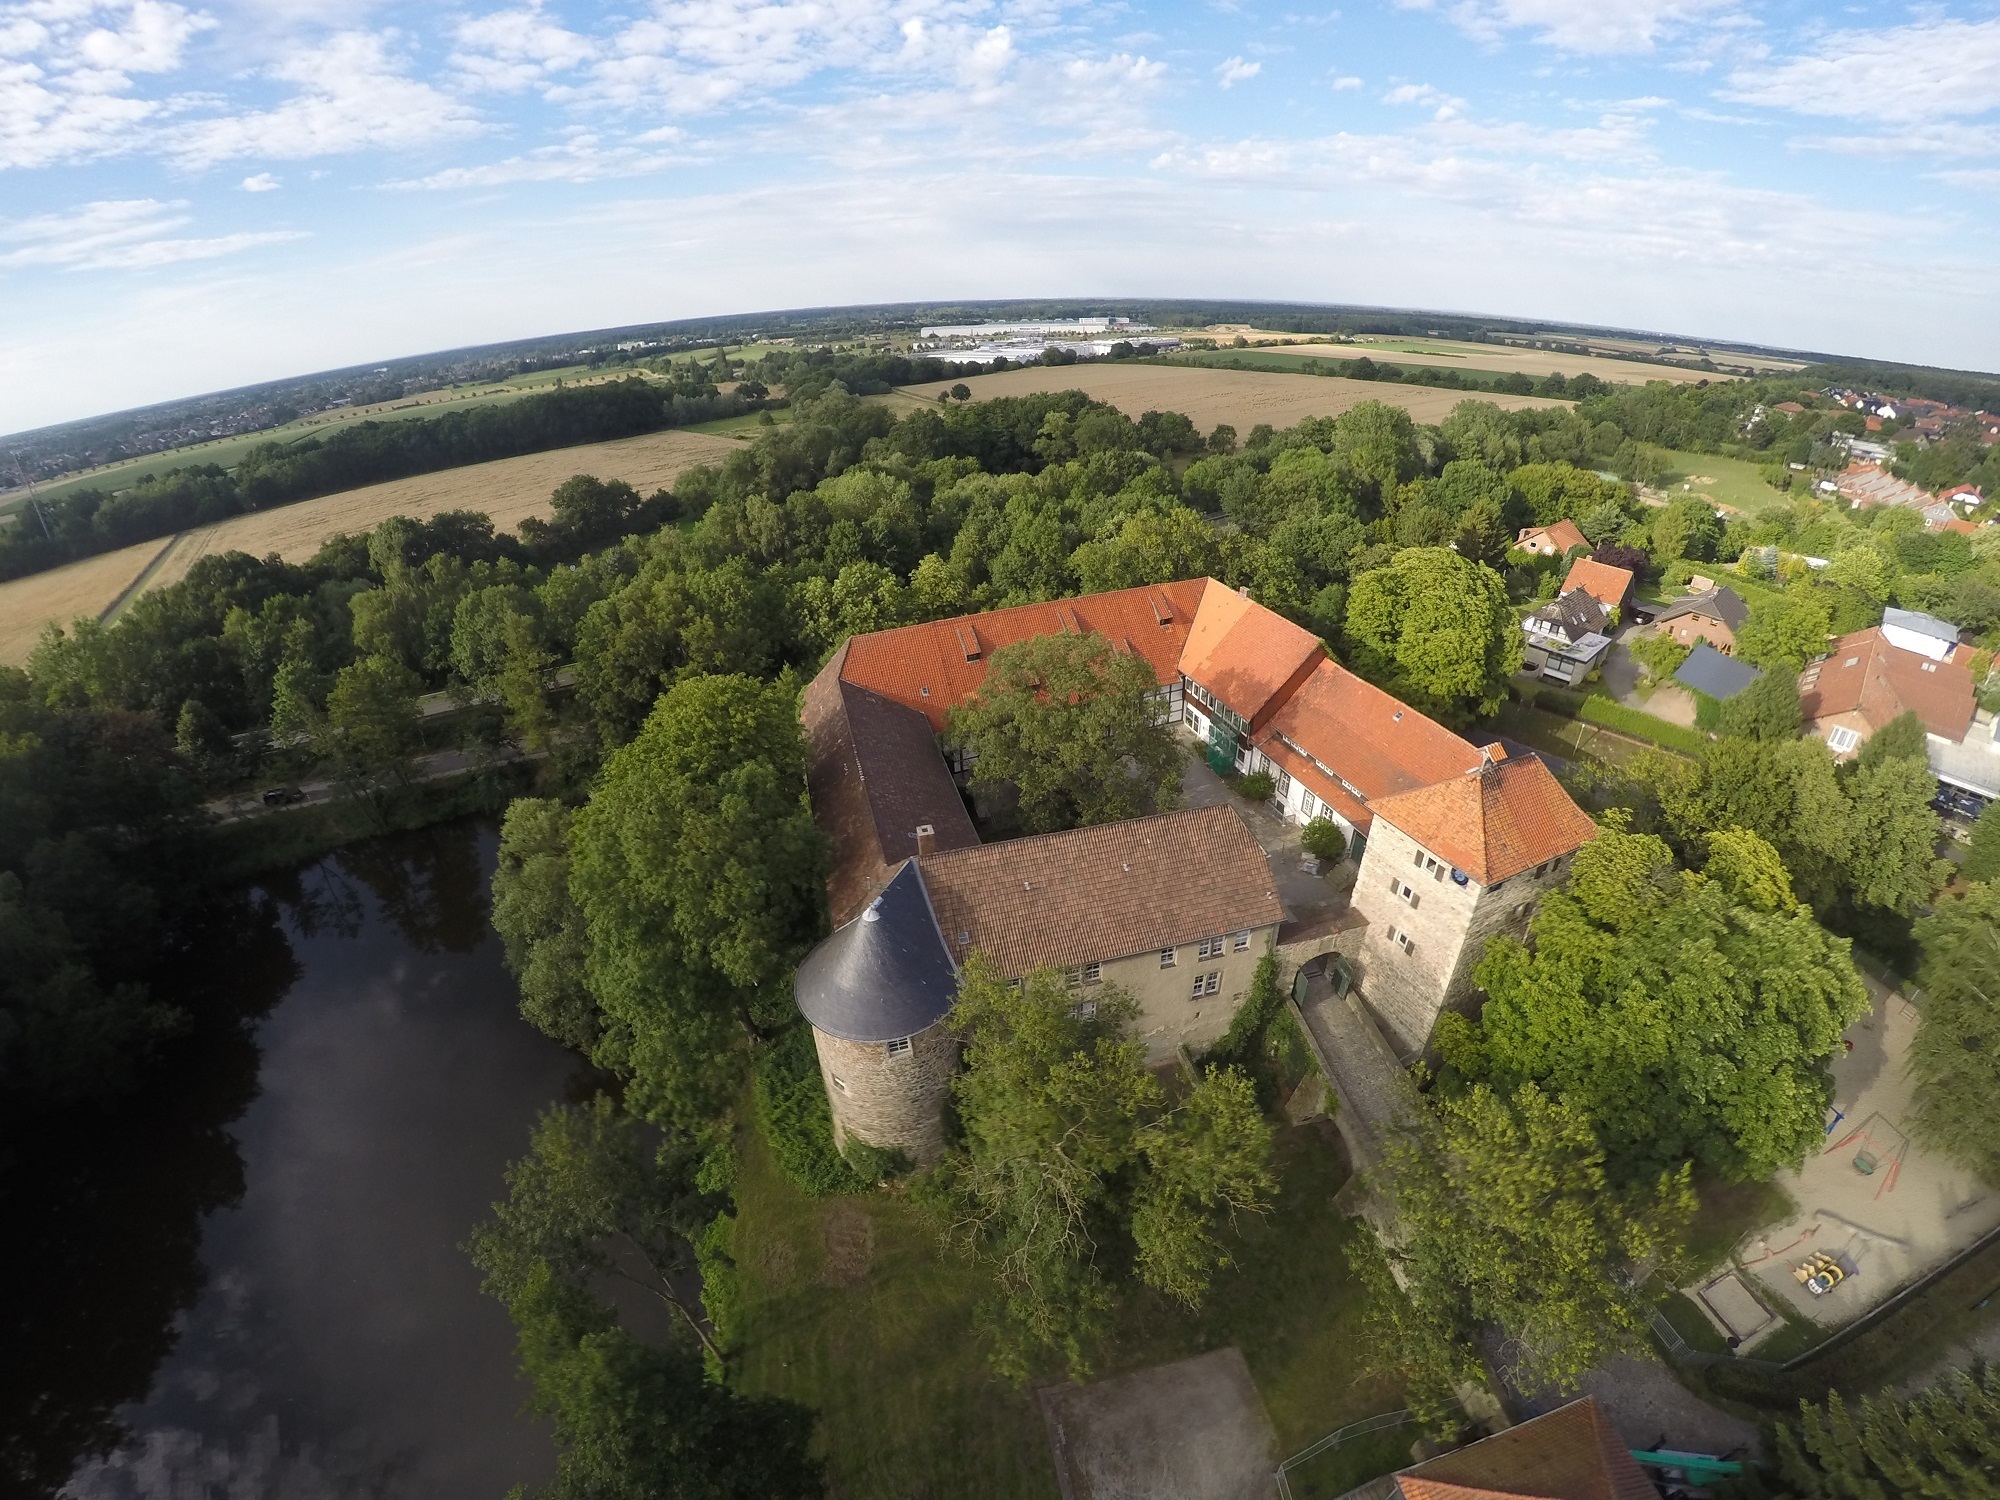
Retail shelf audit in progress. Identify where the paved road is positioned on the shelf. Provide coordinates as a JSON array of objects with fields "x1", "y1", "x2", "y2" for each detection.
[{"x1": 207, "y1": 745, "x2": 529, "y2": 823}]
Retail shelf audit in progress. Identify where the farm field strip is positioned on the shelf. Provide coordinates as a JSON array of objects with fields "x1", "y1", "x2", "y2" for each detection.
[
  {"x1": 1223, "y1": 341, "x2": 1728, "y2": 386},
  {"x1": 901, "y1": 362, "x2": 1567, "y2": 431},
  {"x1": 0, "y1": 427, "x2": 744, "y2": 661}
]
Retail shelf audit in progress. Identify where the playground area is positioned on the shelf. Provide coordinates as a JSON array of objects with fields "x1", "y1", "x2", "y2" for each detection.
[{"x1": 1704, "y1": 978, "x2": 2000, "y2": 1346}]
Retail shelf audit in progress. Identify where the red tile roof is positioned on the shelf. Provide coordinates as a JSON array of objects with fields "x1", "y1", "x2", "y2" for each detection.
[
  {"x1": 1395, "y1": 1398, "x2": 1655, "y2": 1500},
  {"x1": 1368, "y1": 753, "x2": 1598, "y2": 884},
  {"x1": 918, "y1": 805, "x2": 1285, "y2": 975},
  {"x1": 1179, "y1": 582, "x2": 1327, "y2": 728},
  {"x1": 1561, "y1": 557, "x2": 1635, "y2": 612},
  {"x1": 837, "y1": 578, "x2": 1211, "y2": 731},
  {"x1": 1253, "y1": 660, "x2": 1485, "y2": 834},
  {"x1": 1518, "y1": 519, "x2": 1588, "y2": 555},
  {"x1": 1798, "y1": 627, "x2": 1975, "y2": 742}
]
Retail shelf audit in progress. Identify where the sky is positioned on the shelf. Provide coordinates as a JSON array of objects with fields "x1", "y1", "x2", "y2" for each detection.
[{"x1": 3, "y1": 0, "x2": 2000, "y2": 435}]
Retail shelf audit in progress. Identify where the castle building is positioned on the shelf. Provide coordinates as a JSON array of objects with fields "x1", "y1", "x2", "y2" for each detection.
[{"x1": 794, "y1": 577, "x2": 1599, "y2": 1159}]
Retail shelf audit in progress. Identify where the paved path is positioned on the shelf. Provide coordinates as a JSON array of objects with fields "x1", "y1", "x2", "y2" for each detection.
[{"x1": 207, "y1": 745, "x2": 530, "y2": 823}]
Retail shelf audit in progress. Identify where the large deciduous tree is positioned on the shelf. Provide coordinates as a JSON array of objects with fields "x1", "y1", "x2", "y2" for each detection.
[
  {"x1": 568, "y1": 673, "x2": 827, "y2": 1130},
  {"x1": 1761, "y1": 1367, "x2": 2000, "y2": 1499},
  {"x1": 1908, "y1": 882, "x2": 2000, "y2": 1183},
  {"x1": 1342, "y1": 546, "x2": 1519, "y2": 720},
  {"x1": 946, "y1": 632, "x2": 1183, "y2": 835},
  {"x1": 930, "y1": 960, "x2": 1273, "y2": 1381},
  {"x1": 1438, "y1": 821, "x2": 1868, "y2": 1182},
  {"x1": 1363, "y1": 1081, "x2": 1691, "y2": 1411},
  {"x1": 492, "y1": 798, "x2": 600, "y2": 1053}
]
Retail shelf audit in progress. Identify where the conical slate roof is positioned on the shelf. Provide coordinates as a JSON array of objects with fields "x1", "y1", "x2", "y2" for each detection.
[{"x1": 795, "y1": 860, "x2": 959, "y2": 1043}]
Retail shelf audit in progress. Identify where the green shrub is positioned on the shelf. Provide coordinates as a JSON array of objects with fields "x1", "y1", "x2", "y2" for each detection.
[
  {"x1": 1576, "y1": 693, "x2": 1709, "y2": 755},
  {"x1": 1301, "y1": 816, "x2": 1348, "y2": 862},
  {"x1": 753, "y1": 1025, "x2": 864, "y2": 1197},
  {"x1": 1208, "y1": 953, "x2": 1284, "y2": 1067},
  {"x1": 1629, "y1": 631, "x2": 1690, "y2": 683},
  {"x1": 695, "y1": 1210, "x2": 741, "y2": 1371},
  {"x1": 1235, "y1": 769, "x2": 1276, "y2": 802},
  {"x1": 841, "y1": 1138, "x2": 912, "y2": 1184}
]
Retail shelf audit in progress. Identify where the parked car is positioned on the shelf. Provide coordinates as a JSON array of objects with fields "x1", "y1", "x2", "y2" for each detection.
[
  {"x1": 1933, "y1": 785, "x2": 1988, "y2": 822},
  {"x1": 261, "y1": 786, "x2": 307, "y2": 806}
]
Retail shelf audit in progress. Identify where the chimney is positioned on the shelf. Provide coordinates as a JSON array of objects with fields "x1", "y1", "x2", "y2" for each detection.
[{"x1": 915, "y1": 824, "x2": 936, "y2": 857}]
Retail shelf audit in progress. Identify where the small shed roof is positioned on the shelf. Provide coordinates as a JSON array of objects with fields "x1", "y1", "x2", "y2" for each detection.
[{"x1": 1674, "y1": 643, "x2": 1761, "y2": 701}]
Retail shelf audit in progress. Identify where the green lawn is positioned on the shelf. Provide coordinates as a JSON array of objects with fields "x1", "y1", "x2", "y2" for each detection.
[
  {"x1": 1656, "y1": 450, "x2": 1795, "y2": 517},
  {"x1": 729, "y1": 1119, "x2": 1401, "y2": 1498}
]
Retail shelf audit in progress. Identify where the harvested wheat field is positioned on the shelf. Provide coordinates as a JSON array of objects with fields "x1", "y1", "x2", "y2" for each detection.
[
  {"x1": 0, "y1": 537, "x2": 172, "y2": 662},
  {"x1": 0, "y1": 427, "x2": 742, "y2": 663},
  {"x1": 1274, "y1": 341, "x2": 1726, "y2": 385},
  {"x1": 900, "y1": 364, "x2": 1567, "y2": 433}
]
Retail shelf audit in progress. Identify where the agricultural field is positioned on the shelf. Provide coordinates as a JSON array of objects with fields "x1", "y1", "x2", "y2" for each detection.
[
  {"x1": 1227, "y1": 339, "x2": 1727, "y2": 387},
  {"x1": 0, "y1": 427, "x2": 742, "y2": 661},
  {"x1": 0, "y1": 536, "x2": 170, "y2": 663},
  {"x1": 900, "y1": 363, "x2": 1567, "y2": 432}
]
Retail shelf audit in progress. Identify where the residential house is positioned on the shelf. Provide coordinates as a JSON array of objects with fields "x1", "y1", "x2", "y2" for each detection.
[
  {"x1": 1560, "y1": 556, "x2": 1635, "y2": 616},
  {"x1": 1834, "y1": 462, "x2": 1931, "y2": 510},
  {"x1": 1378, "y1": 1396, "x2": 1658, "y2": 1500},
  {"x1": 1514, "y1": 519, "x2": 1588, "y2": 558},
  {"x1": 1651, "y1": 585, "x2": 1750, "y2": 654},
  {"x1": 1880, "y1": 606, "x2": 1962, "y2": 662},
  {"x1": 1799, "y1": 627, "x2": 1976, "y2": 758},
  {"x1": 1675, "y1": 643, "x2": 1762, "y2": 701},
  {"x1": 1522, "y1": 589, "x2": 1613, "y2": 684},
  {"x1": 797, "y1": 576, "x2": 1602, "y2": 1155}
]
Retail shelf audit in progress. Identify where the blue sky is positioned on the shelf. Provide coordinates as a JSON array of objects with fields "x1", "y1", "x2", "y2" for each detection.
[{"x1": 3, "y1": 0, "x2": 1999, "y2": 433}]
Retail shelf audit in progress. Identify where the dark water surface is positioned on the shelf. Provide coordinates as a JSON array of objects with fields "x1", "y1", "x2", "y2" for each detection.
[{"x1": 3, "y1": 821, "x2": 584, "y2": 1500}]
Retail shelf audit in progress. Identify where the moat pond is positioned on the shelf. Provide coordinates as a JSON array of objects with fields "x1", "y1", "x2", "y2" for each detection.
[{"x1": 3, "y1": 821, "x2": 584, "y2": 1500}]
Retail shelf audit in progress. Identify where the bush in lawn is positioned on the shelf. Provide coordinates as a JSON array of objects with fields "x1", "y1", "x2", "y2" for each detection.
[
  {"x1": 754, "y1": 1025, "x2": 863, "y2": 1196},
  {"x1": 1235, "y1": 769, "x2": 1276, "y2": 802},
  {"x1": 840, "y1": 1138, "x2": 912, "y2": 1184},
  {"x1": 1629, "y1": 632, "x2": 1690, "y2": 683},
  {"x1": 1301, "y1": 816, "x2": 1348, "y2": 863}
]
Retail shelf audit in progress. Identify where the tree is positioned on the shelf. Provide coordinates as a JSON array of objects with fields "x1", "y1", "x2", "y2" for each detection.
[
  {"x1": 468, "y1": 1098, "x2": 824, "y2": 1500},
  {"x1": 1855, "y1": 708, "x2": 1927, "y2": 772},
  {"x1": 322, "y1": 654, "x2": 423, "y2": 810},
  {"x1": 1069, "y1": 507, "x2": 1221, "y2": 594},
  {"x1": 1908, "y1": 883, "x2": 2000, "y2": 1181},
  {"x1": 1342, "y1": 547, "x2": 1520, "y2": 720},
  {"x1": 1840, "y1": 754, "x2": 1949, "y2": 914},
  {"x1": 1737, "y1": 590, "x2": 1834, "y2": 669},
  {"x1": 946, "y1": 632, "x2": 1183, "y2": 835},
  {"x1": 1439, "y1": 821, "x2": 1869, "y2": 1181},
  {"x1": 1761, "y1": 1367, "x2": 2000, "y2": 1499},
  {"x1": 493, "y1": 799, "x2": 601, "y2": 1052},
  {"x1": 568, "y1": 674, "x2": 828, "y2": 1130},
  {"x1": 1369, "y1": 1081, "x2": 1691, "y2": 1405},
  {"x1": 1965, "y1": 802, "x2": 2000, "y2": 882},
  {"x1": 930, "y1": 959, "x2": 1273, "y2": 1381},
  {"x1": 1716, "y1": 664, "x2": 1802, "y2": 741}
]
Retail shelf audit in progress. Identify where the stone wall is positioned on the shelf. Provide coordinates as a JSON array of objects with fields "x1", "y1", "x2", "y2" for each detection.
[
  {"x1": 813, "y1": 1019, "x2": 957, "y2": 1167},
  {"x1": 1089, "y1": 925, "x2": 1279, "y2": 1065}
]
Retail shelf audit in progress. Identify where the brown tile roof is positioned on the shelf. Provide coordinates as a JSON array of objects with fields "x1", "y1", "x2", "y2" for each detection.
[
  {"x1": 1518, "y1": 519, "x2": 1587, "y2": 554},
  {"x1": 1368, "y1": 752, "x2": 1598, "y2": 884},
  {"x1": 804, "y1": 647, "x2": 980, "y2": 925},
  {"x1": 1798, "y1": 627, "x2": 1975, "y2": 742},
  {"x1": 836, "y1": 578, "x2": 1211, "y2": 732},
  {"x1": 1561, "y1": 557, "x2": 1635, "y2": 612},
  {"x1": 1529, "y1": 588, "x2": 1610, "y2": 645},
  {"x1": 1179, "y1": 582, "x2": 1327, "y2": 728},
  {"x1": 918, "y1": 805, "x2": 1285, "y2": 975},
  {"x1": 1395, "y1": 1398, "x2": 1655, "y2": 1500},
  {"x1": 1254, "y1": 660, "x2": 1485, "y2": 834},
  {"x1": 1653, "y1": 585, "x2": 1749, "y2": 633}
]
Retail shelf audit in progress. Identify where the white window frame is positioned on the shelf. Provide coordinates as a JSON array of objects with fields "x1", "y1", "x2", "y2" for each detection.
[
  {"x1": 1827, "y1": 725, "x2": 1861, "y2": 753},
  {"x1": 1205, "y1": 970, "x2": 1221, "y2": 996},
  {"x1": 1233, "y1": 930, "x2": 1250, "y2": 952},
  {"x1": 831, "y1": 1073, "x2": 849, "y2": 1094},
  {"x1": 1275, "y1": 769, "x2": 1293, "y2": 798},
  {"x1": 884, "y1": 1036, "x2": 912, "y2": 1059},
  {"x1": 1386, "y1": 926, "x2": 1416, "y2": 956},
  {"x1": 1159, "y1": 947, "x2": 1177, "y2": 968},
  {"x1": 1392, "y1": 878, "x2": 1419, "y2": 906},
  {"x1": 1082, "y1": 960, "x2": 1101, "y2": 984}
]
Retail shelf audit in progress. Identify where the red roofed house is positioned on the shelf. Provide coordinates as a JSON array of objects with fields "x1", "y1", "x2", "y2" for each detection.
[
  {"x1": 1383, "y1": 1397, "x2": 1657, "y2": 1500},
  {"x1": 1799, "y1": 626, "x2": 1976, "y2": 759},
  {"x1": 1560, "y1": 556, "x2": 1635, "y2": 616},
  {"x1": 799, "y1": 576, "x2": 1603, "y2": 1150},
  {"x1": 1515, "y1": 519, "x2": 1588, "y2": 558}
]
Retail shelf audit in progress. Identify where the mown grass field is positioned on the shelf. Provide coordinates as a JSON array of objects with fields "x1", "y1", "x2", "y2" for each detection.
[
  {"x1": 900, "y1": 364, "x2": 1566, "y2": 435},
  {"x1": 730, "y1": 1119, "x2": 1402, "y2": 1499},
  {"x1": 1655, "y1": 449, "x2": 1796, "y2": 517},
  {"x1": 0, "y1": 428, "x2": 744, "y2": 660}
]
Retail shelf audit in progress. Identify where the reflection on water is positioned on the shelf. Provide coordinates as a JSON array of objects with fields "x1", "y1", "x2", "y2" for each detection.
[{"x1": 0, "y1": 821, "x2": 586, "y2": 1500}]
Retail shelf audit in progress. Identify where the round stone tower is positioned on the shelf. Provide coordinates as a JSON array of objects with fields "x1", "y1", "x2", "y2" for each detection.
[{"x1": 794, "y1": 861, "x2": 959, "y2": 1166}]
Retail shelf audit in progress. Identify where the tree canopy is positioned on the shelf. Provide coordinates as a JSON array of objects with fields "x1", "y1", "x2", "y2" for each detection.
[
  {"x1": 1908, "y1": 882, "x2": 2000, "y2": 1183},
  {"x1": 946, "y1": 632, "x2": 1184, "y2": 835},
  {"x1": 1760, "y1": 1366, "x2": 2000, "y2": 1499},
  {"x1": 1342, "y1": 546, "x2": 1520, "y2": 721},
  {"x1": 1438, "y1": 821, "x2": 1868, "y2": 1182}
]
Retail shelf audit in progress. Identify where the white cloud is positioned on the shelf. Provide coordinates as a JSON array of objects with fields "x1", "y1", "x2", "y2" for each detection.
[
  {"x1": 1330, "y1": 74, "x2": 1362, "y2": 90},
  {"x1": 1429, "y1": 0, "x2": 1740, "y2": 55},
  {"x1": 0, "y1": 0, "x2": 213, "y2": 168},
  {"x1": 1794, "y1": 124, "x2": 2000, "y2": 160},
  {"x1": 1216, "y1": 56, "x2": 1260, "y2": 88},
  {"x1": 0, "y1": 197, "x2": 303, "y2": 269},
  {"x1": 1383, "y1": 82, "x2": 1465, "y2": 120},
  {"x1": 240, "y1": 171, "x2": 280, "y2": 190},
  {"x1": 383, "y1": 131, "x2": 684, "y2": 189},
  {"x1": 1724, "y1": 18, "x2": 2000, "y2": 125},
  {"x1": 169, "y1": 30, "x2": 483, "y2": 165}
]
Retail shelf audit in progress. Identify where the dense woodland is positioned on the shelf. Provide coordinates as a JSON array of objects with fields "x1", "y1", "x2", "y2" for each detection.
[{"x1": 6, "y1": 360, "x2": 2000, "y2": 1495}]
